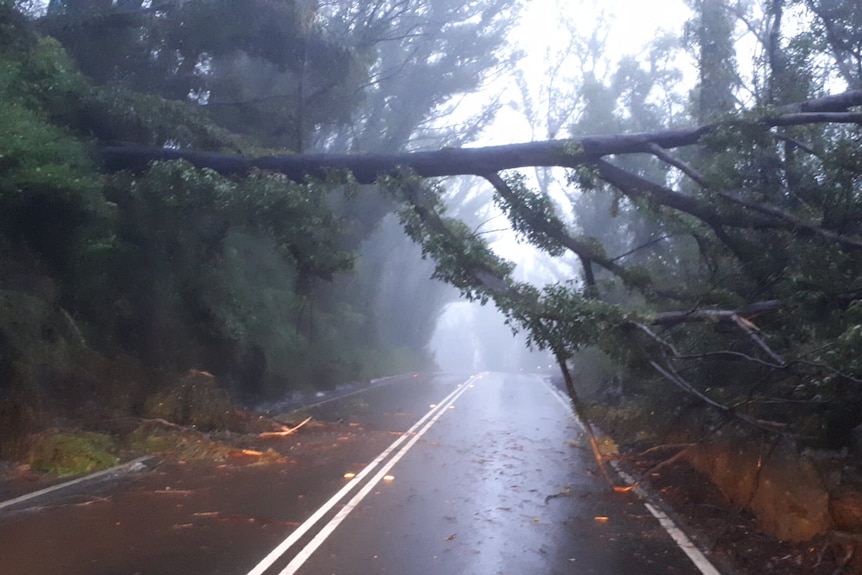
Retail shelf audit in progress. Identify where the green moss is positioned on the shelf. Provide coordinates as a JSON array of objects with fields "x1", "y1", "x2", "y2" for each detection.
[{"x1": 29, "y1": 430, "x2": 119, "y2": 477}]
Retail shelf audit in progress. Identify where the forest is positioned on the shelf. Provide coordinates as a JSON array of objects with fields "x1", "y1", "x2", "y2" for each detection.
[
  {"x1": 0, "y1": 0, "x2": 517, "y2": 445},
  {"x1": 2, "y1": 0, "x2": 862, "y2": 542}
]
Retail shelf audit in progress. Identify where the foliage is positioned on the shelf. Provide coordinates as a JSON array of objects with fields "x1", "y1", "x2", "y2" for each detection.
[
  {"x1": 28, "y1": 429, "x2": 118, "y2": 477},
  {"x1": 385, "y1": 174, "x2": 514, "y2": 304},
  {"x1": 363, "y1": 1, "x2": 862, "y2": 446},
  {"x1": 80, "y1": 85, "x2": 250, "y2": 152},
  {"x1": 142, "y1": 371, "x2": 234, "y2": 431},
  {"x1": 527, "y1": 283, "x2": 628, "y2": 355},
  {"x1": 125, "y1": 424, "x2": 259, "y2": 463},
  {"x1": 41, "y1": 0, "x2": 368, "y2": 151},
  {"x1": 0, "y1": 0, "x2": 520, "y2": 418},
  {"x1": 113, "y1": 160, "x2": 354, "y2": 280},
  {"x1": 493, "y1": 172, "x2": 567, "y2": 256},
  {"x1": 0, "y1": 31, "x2": 108, "y2": 270}
]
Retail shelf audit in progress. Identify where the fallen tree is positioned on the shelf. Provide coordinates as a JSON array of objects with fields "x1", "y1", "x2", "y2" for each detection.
[{"x1": 98, "y1": 88, "x2": 862, "y2": 448}]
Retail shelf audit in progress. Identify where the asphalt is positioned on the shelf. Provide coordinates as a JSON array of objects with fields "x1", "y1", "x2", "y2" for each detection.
[{"x1": 0, "y1": 372, "x2": 716, "y2": 575}]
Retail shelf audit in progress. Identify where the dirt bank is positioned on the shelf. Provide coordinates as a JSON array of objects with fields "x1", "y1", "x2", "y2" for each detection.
[{"x1": 591, "y1": 400, "x2": 862, "y2": 574}]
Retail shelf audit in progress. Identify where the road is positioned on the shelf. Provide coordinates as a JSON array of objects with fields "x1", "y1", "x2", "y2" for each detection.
[{"x1": 0, "y1": 372, "x2": 716, "y2": 574}]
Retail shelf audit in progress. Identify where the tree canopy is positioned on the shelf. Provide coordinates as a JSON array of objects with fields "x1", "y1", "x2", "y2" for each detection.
[{"x1": 0, "y1": 0, "x2": 516, "y2": 414}]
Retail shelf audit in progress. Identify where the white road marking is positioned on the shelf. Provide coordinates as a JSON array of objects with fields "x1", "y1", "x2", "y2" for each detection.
[
  {"x1": 245, "y1": 374, "x2": 482, "y2": 575},
  {"x1": 288, "y1": 375, "x2": 408, "y2": 413},
  {"x1": 544, "y1": 377, "x2": 722, "y2": 575},
  {"x1": 0, "y1": 456, "x2": 153, "y2": 512},
  {"x1": 613, "y1": 465, "x2": 722, "y2": 575},
  {"x1": 541, "y1": 379, "x2": 585, "y2": 432},
  {"x1": 278, "y1": 374, "x2": 475, "y2": 574}
]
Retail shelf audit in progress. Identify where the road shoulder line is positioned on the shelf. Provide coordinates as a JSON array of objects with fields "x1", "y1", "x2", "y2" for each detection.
[
  {"x1": 541, "y1": 378, "x2": 722, "y2": 575},
  {"x1": 0, "y1": 455, "x2": 155, "y2": 513}
]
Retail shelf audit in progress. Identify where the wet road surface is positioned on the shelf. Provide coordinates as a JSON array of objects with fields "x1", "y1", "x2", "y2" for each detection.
[{"x1": 0, "y1": 372, "x2": 714, "y2": 574}]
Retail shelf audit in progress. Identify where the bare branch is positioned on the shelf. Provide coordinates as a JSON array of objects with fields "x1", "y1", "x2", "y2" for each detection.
[
  {"x1": 99, "y1": 89, "x2": 862, "y2": 181},
  {"x1": 633, "y1": 322, "x2": 680, "y2": 356},
  {"x1": 646, "y1": 143, "x2": 710, "y2": 188},
  {"x1": 795, "y1": 360, "x2": 862, "y2": 385},
  {"x1": 651, "y1": 300, "x2": 783, "y2": 326},
  {"x1": 609, "y1": 234, "x2": 673, "y2": 263},
  {"x1": 730, "y1": 313, "x2": 786, "y2": 367},
  {"x1": 773, "y1": 133, "x2": 819, "y2": 157},
  {"x1": 715, "y1": 190, "x2": 862, "y2": 250},
  {"x1": 679, "y1": 350, "x2": 786, "y2": 370},
  {"x1": 634, "y1": 321, "x2": 787, "y2": 369},
  {"x1": 769, "y1": 112, "x2": 862, "y2": 127},
  {"x1": 648, "y1": 360, "x2": 788, "y2": 434},
  {"x1": 781, "y1": 89, "x2": 862, "y2": 113},
  {"x1": 556, "y1": 355, "x2": 619, "y2": 490}
]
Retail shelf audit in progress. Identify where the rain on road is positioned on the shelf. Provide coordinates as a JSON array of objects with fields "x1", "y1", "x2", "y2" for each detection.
[{"x1": 0, "y1": 373, "x2": 716, "y2": 574}]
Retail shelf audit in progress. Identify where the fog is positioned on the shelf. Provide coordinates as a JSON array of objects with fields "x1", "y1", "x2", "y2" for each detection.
[{"x1": 430, "y1": 301, "x2": 554, "y2": 374}]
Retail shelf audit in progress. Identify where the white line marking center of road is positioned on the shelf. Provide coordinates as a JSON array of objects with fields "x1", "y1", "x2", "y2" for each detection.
[{"x1": 245, "y1": 374, "x2": 482, "y2": 575}]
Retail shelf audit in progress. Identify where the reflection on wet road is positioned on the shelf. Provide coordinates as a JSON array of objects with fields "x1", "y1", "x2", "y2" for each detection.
[
  {"x1": 0, "y1": 372, "x2": 716, "y2": 574},
  {"x1": 283, "y1": 372, "x2": 710, "y2": 575}
]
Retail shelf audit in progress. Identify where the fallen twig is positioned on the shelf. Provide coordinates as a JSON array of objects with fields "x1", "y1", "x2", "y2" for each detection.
[
  {"x1": 834, "y1": 544, "x2": 854, "y2": 575},
  {"x1": 259, "y1": 416, "x2": 312, "y2": 438},
  {"x1": 637, "y1": 443, "x2": 698, "y2": 458}
]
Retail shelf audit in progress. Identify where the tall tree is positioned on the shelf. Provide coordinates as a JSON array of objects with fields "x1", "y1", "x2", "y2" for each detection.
[
  {"x1": 16, "y1": 0, "x2": 520, "y2": 396},
  {"x1": 687, "y1": 0, "x2": 738, "y2": 120}
]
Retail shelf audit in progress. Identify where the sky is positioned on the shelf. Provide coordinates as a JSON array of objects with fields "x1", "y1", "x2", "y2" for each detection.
[
  {"x1": 483, "y1": 0, "x2": 693, "y2": 146},
  {"x1": 458, "y1": 0, "x2": 696, "y2": 277},
  {"x1": 429, "y1": 0, "x2": 693, "y2": 372},
  {"x1": 482, "y1": 0, "x2": 693, "y2": 262}
]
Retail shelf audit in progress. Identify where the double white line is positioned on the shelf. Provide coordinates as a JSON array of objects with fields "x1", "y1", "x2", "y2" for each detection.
[{"x1": 245, "y1": 374, "x2": 481, "y2": 575}]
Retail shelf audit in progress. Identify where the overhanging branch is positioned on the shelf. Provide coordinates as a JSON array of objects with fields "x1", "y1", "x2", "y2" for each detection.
[
  {"x1": 482, "y1": 172, "x2": 631, "y2": 284},
  {"x1": 651, "y1": 300, "x2": 783, "y2": 326},
  {"x1": 98, "y1": 89, "x2": 862, "y2": 183}
]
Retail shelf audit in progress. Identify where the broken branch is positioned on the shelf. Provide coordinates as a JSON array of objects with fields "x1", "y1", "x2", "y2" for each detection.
[{"x1": 259, "y1": 416, "x2": 313, "y2": 438}]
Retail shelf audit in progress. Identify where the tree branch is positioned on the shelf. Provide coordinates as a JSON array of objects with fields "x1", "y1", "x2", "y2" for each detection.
[
  {"x1": 646, "y1": 143, "x2": 710, "y2": 187},
  {"x1": 633, "y1": 321, "x2": 787, "y2": 370},
  {"x1": 648, "y1": 360, "x2": 788, "y2": 434},
  {"x1": 482, "y1": 172, "x2": 632, "y2": 282},
  {"x1": 730, "y1": 313, "x2": 786, "y2": 367},
  {"x1": 644, "y1": 140, "x2": 862, "y2": 251},
  {"x1": 556, "y1": 354, "x2": 618, "y2": 490},
  {"x1": 768, "y1": 112, "x2": 862, "y2": 127},
  {"x1": 651, "y1": 300, "x2": 783, "y2": 326},
  {"x1": 715, "y1": 190, "x2": 862, "y2": 250},
  {"x1": 97, "y1": 89, "x2": 862, "y2": 182}
]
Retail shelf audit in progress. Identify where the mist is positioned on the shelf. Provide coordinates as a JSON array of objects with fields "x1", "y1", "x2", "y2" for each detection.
[{"x1": 430, "y1": 301, "x2": 554, "y2": 374}]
